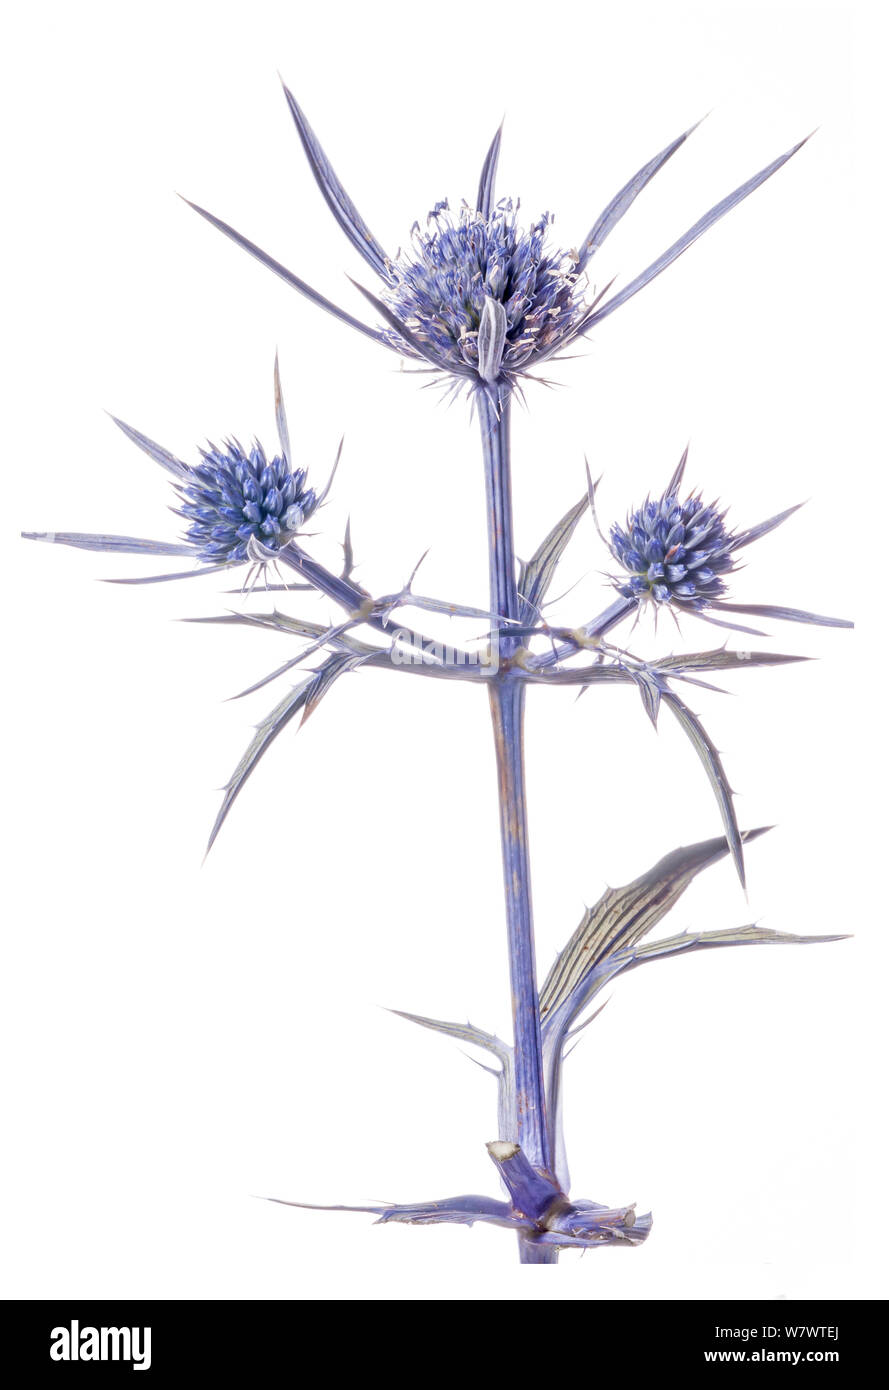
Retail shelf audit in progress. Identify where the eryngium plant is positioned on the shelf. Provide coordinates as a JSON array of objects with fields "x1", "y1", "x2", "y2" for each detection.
[{"x1": 25, "y1": 87, "x2": 851, "y2": 1264}]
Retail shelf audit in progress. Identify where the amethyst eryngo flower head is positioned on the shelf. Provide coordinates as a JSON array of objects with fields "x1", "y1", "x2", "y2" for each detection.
[
  {"x1": 22, "y1": 358, "x2": 336, "y2": 578},
  {"x1": 178, "y1": 439, "x2": 317, "y2": 563},
  {"x1": 380, "y1": 199, "x2": 586, "y2": 388},
  {"x1": 183, "y1": 85, "x2": 811, "y2": 402},
  {"x1": 596, "y1": 447, "x2": 853, "y2": 635},
  {"x1": 609, "y1": 492, "x2": 734, "y2": 609}
]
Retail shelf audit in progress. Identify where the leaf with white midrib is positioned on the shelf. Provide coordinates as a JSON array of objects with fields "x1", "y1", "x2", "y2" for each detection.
[{"x1": 539, "y1": 828, "x2": 770, "y2": 1021}]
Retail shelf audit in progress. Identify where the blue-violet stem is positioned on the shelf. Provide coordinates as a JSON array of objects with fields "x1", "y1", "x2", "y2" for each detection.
[{"x1": 479, "y1": 392, "x2": 556, "y2": 1264}]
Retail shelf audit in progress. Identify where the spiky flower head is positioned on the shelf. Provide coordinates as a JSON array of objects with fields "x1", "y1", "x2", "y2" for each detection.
[
  {"x1": 177, "y1": 440, "x2": 316, "y2": 563},
  {"x1": 592, "y1": 446, "x2": 851, "y2": 637},
  {"x1": 21, "y1": 359, "x2": 336, "y2": 578},
  {"x1": 381, "y1": 200, "x2": 587, "y2": 386},
  {"x1": 609, "y1": 491, "x2": 734, "y2": 609}
]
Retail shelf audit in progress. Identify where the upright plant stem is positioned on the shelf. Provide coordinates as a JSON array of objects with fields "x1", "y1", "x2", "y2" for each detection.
[
  {"x1": 478, "y1": 391, "x2": 557, "y2": 1263},
  {"x1": 479, "y1": 395, "x2": 545, "y2": 1159}
]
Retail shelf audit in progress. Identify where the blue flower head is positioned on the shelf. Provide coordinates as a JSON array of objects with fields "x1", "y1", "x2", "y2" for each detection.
[
  {"x1": 21, "y1": 359, "x2": 333, "y2": 577},
  {"x1": 610, "y1": 491, "x2": 734, "y2": 609},
  {"x1": 380, "y1": 199, "x2": 586, "y2": 386},
  {"x1": 177, "y1": 439, "x2": 317, "y2": 563},
  {"x1": 596, "y1": 447, "x2": 852, "y2": 636}
]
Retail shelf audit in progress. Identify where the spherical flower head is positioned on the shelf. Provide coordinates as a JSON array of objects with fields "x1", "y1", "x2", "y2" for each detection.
[
  {"x1": 382, "y1": 199, "x2": 587, "y2": 384},
  {"x1": 609, "y1": 491, "x2": 736, "y2": 609},
  {"x1": 177, "y1": 441, "x2": 318, "y2": 563}
]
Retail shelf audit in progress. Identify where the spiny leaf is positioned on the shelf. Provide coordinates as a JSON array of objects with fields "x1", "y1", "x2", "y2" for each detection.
[
  {"x1": 185, "y1": 611, "x2": 328, "y2": 638},
  {"x1": 518, "y1": 491, "x2": 589, "y2": 622},
  {"x1": 207, "y1": 652, "x2": 361, "y2": 854},
  {"x1": 390, "y1": 1009, "x2": 516, "y2": 1144},
  {"x1": 539, "y1": 827, "x2": 770, "y2": 1026},
  {"x1": 267, "y1": 1193, "x2": 529, "y2": 1229},
  {"x1": 613, "y1": 922, "x2": 850, "y2": 972},
  {"x1": 525, "y1": 663, "x2": 635, "y2": 687},
  {"x1": 661, "y1": 688, "x2": 745, "y2": 887},
  {"x1": 301, "y1": 651, "x2": 364, "y2": 723},
  {"x1": 388, "y1": 1008, "x2": 510, "y2": 1066},
  {"x1": 628, "y1": 665, "x2": 665, "y2": 727},
  {"x1": 184, "y1": 610, "x2": 379, "y2": 657},
  {"x1": 654, "y1": 649, "x2": 810, "y2": 674},
  {"x1": 207, "y1": 677, "x2": 312, "y2": 855}
]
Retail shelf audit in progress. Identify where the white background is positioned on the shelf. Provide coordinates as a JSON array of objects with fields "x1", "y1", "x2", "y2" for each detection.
[{"x1": 5, "y1": 1, "x2": 887, "y2": 1299}]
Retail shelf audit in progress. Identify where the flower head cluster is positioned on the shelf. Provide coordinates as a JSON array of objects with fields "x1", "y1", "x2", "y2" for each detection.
[
  {"x1": 177, "y1": 440, "x2": 317, "y2": 563},
  {"x1": 382, "y1": 200, "x2": 586, "y2": 383},
  {"x1": 609, "y1": 491, "x2": 734, "y2": 609}
]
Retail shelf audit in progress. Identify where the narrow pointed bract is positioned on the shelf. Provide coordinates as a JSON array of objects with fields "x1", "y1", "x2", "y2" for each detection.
[
  {"x1": 182, "y1": 196, "x2": 390, "y2": 349},
  {"x1": 108, "y1": 415, "x2": 191, "y2": 481},
  {"x1": 576, "y1": 119, "x2": 701, "y2": 272},
  {"x1": 583, "y1": 136, "x2": 811, "y2": 330},
  {"x1": 273, "y1": 352, "x2": 292, "y2": 469},
  {"x1": 23, "y1": 531, "x2": 194, "y2": 557},
  {"x1": 476, "y1": 120, "x2": 504, "y2": 219},
  {"x1": 281, "y1": 83, "x2": 393, "y2": 282},
  {"x1": 709, "y1": 600, "x2": 854, "y2": 628}
]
